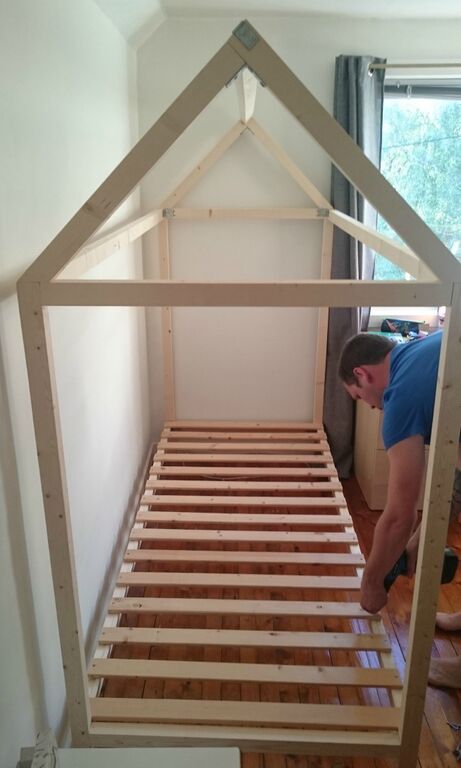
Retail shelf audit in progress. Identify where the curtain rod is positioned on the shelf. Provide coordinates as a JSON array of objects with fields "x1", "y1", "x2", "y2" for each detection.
[{"x1": 369, "y1": 62, "x2": 461, "y2": 71}]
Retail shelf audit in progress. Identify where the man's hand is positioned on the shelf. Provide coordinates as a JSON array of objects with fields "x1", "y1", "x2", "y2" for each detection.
[{"x1": 360, "y1": 579, "x2": 388, "y2": 614}]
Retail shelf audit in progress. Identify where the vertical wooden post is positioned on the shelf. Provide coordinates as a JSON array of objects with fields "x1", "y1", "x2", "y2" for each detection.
[
  {"x1": 17, "y1": 281, "x2": 91, "y2": 742},
  {"x1": 313, "y1": 219, "x2": 333, "y2": 423},
  {"x1": 398, "y1": 283, "x2": 461, "y2": 766},
  {"x1": 158, "y1": 220, "x2": 176, "y2": 419}
]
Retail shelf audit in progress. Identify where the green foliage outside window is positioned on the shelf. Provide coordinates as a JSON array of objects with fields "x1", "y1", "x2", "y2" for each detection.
[{"x1": 374, "y1": 96, "x2": 461, "y2": 280}]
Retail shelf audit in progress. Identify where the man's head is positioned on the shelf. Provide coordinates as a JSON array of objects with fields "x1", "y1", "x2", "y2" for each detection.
[{"x1": 338, "y1": 333, "x2": 396, "y2": 409}]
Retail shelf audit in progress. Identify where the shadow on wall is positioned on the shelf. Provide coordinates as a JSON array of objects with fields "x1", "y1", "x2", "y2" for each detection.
[
  {"x1": 0, "y1": 344, "x2": 48, "y2": 731},
  {"x1": 84, "y1": 441, "x2": 155, "y2": 663}
]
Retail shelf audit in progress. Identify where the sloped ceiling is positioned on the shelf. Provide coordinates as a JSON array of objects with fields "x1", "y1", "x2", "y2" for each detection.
[{"x1": 94, "y1": 0, "x2": 461, "y2": 46}]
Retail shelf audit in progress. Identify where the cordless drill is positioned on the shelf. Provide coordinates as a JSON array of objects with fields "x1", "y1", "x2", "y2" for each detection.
[{"x1": 384, "y1": 547, "x2": 458, "y2": 592}]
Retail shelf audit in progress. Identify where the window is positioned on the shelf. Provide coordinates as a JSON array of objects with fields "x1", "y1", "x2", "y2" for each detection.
[{"x1": 371, "y1": 78, "x2": 461, "y2": 325}]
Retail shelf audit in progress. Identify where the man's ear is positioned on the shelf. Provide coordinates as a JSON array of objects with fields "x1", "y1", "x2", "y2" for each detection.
[{"x1": 353, "y1": 365, "x2": 372, "y2": 384}]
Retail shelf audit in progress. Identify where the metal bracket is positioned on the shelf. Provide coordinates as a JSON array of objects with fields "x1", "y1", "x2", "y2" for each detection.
[
  {"x1": 225, "y1": 64, "x2": 246, "y2": 88},
  {"x1": 317, "y1": 208, "x2": 331, "y2": 218},
  {"x1": 233, "y1": 20, "x2": 260, "y2": 50},
  {"x1": 163, "y1": 208, "x2": 176, "y2": 219},
  {"x1": 226, "y1": 64, "x2": 265, "y2": 89}
]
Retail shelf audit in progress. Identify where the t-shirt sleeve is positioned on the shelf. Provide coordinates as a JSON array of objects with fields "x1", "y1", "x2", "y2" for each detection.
[{"x1": 382, "y1": 398, "x2": 427, "y2": 449}]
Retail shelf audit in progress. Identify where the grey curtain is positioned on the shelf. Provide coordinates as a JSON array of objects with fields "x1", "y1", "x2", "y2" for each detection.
[{"x1": 323, "y1": 55, "x2": 386, "y2": 478}]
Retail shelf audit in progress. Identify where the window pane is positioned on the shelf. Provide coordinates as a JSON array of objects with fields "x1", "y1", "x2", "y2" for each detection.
[{"x1": 375, "y1": 95, "x2": 461, "y2": 280}]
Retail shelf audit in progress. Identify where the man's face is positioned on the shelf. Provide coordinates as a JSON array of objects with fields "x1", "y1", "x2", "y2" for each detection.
[{"x1": 344, "y1": 373, "x2": 383, "y2": 410}]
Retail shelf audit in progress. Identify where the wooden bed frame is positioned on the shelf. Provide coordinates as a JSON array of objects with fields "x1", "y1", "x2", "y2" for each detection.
[{"x1": 17, "y1": 20, "x2": 461, "y2": 766}]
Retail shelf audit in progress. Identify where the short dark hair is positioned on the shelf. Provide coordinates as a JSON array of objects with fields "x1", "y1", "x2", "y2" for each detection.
[{"x1": 338, "y1": 333, "x2": 396, "y2": 385}]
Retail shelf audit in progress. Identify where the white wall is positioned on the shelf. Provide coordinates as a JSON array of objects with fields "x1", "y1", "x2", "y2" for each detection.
[
  {"x1": 137, "y1": 14, "x2": 461, "y2": 433},
  {"x1": 0, "y1": 2, "x2": 150, "y2": 765}
]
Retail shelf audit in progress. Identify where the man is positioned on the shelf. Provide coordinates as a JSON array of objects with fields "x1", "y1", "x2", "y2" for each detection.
[{"x1": 338, "y1": 330, "x2": 461, "y2": 687}]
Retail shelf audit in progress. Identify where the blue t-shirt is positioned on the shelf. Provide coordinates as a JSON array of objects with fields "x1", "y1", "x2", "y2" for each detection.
[{"x1": 381, "y1": 331, "x2": 442, "y2": 450}]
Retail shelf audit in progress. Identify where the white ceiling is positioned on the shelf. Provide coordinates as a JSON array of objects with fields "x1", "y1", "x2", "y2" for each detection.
[{"x1": 94, "y1": 0, "x2": 461, "y2": 46}]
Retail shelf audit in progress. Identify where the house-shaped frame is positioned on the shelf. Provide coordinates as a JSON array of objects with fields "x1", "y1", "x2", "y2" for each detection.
[{"x1": 17, "y1": 20, "x2": 461, "y2": 767}]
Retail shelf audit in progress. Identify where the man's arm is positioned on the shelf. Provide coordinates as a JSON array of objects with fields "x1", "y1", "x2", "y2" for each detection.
[{"x1": 360, "y1": 434, "x2": 426, "y2": 613}]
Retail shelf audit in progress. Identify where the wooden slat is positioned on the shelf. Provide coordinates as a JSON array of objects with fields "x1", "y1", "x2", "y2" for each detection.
[
  {"x1": 152, "y1": 452, "x2": 332, "y2": 464},
  {"x1": 98, "y1": 626, "x2": 390, "y2": 651},
  {"x1": 157, "y1": 440, "x2": 329, "y2": 452},
  {"x1": 136, "y1": 511, "x2": 353, "y2": 526},
  {"x1": 161, "y1": 429, "x2": 326, "y2": 440},
  {"x1": 140, "y1": 495, "x2": 345, "y2": 508},
  {"x1": 90, "y1": 658, "x2": 401, "y2": 688},
  {"x1": 116, "y1": 571, "x2": 361, "y2": 590},
  {"x1": 109, "y1": 597, "x2": 376, "y2": 619},
  {"x1": 147, "y1": 479, "x2": 342, "y2": 492},
  {"x1": 129, "y1": 529, "x2": 357, "y2": 543},
  {"x1": 91, "y1": 697, "x2": 400, "y2": 729},
  {"x1": 123, "y1": 549, "x2": 365, "y2": 565},
  {"x1": 152, "y1": 466, "x2": 336, "y2": 477},
  {"x1": 164, "y1": 420, "x2": 322, "y2": 430},
  {"x1": 86, "y1": 722, "x2": 401, "y2": 755}
]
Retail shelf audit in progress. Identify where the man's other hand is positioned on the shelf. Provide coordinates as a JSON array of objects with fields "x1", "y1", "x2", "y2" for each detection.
[{"x1": 360, "y1": 581, "x2": 388, "y2": 614}]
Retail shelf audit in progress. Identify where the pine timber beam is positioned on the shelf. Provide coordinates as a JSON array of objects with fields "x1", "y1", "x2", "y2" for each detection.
[
  {"x1": 229, "y1": 21, "x2": 461, "y2": 283},
  {"x1": 17, "y1": 283, "x2": 91, "y2": 739},
  {"x1": 40, "y1": 279, "x2": 451, "y2": 307},
  {"x1": 398, "y1": 283, "x2": 461, "y2": 766},
  {"x1": 161, "y1": 121, "x2": 247, "y2": 209},
  {"x1": 158, "y1": 220, "x2": 176, "y2": 419},
  {"x1": 85, "y1": 723, "x2": 401, "y2": 757},
  {"x1": 247, "y1": 118, "x2": 331, "y2": 209},
  {"x1": 57, "y1": 209, "x2": 163, "y2": 279},
  {"x1": 237, "y1": 67, "x2": 258, "y2": 122},
  {"x1": 313, "y1": 219, "x2": 333, "y2": 421},
  {"x1": 329, "y1": 210, "x2": 435, "y2": 281},
  {"x1": 163, "y1": 207, "x2": 323, "y2": 219}
]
